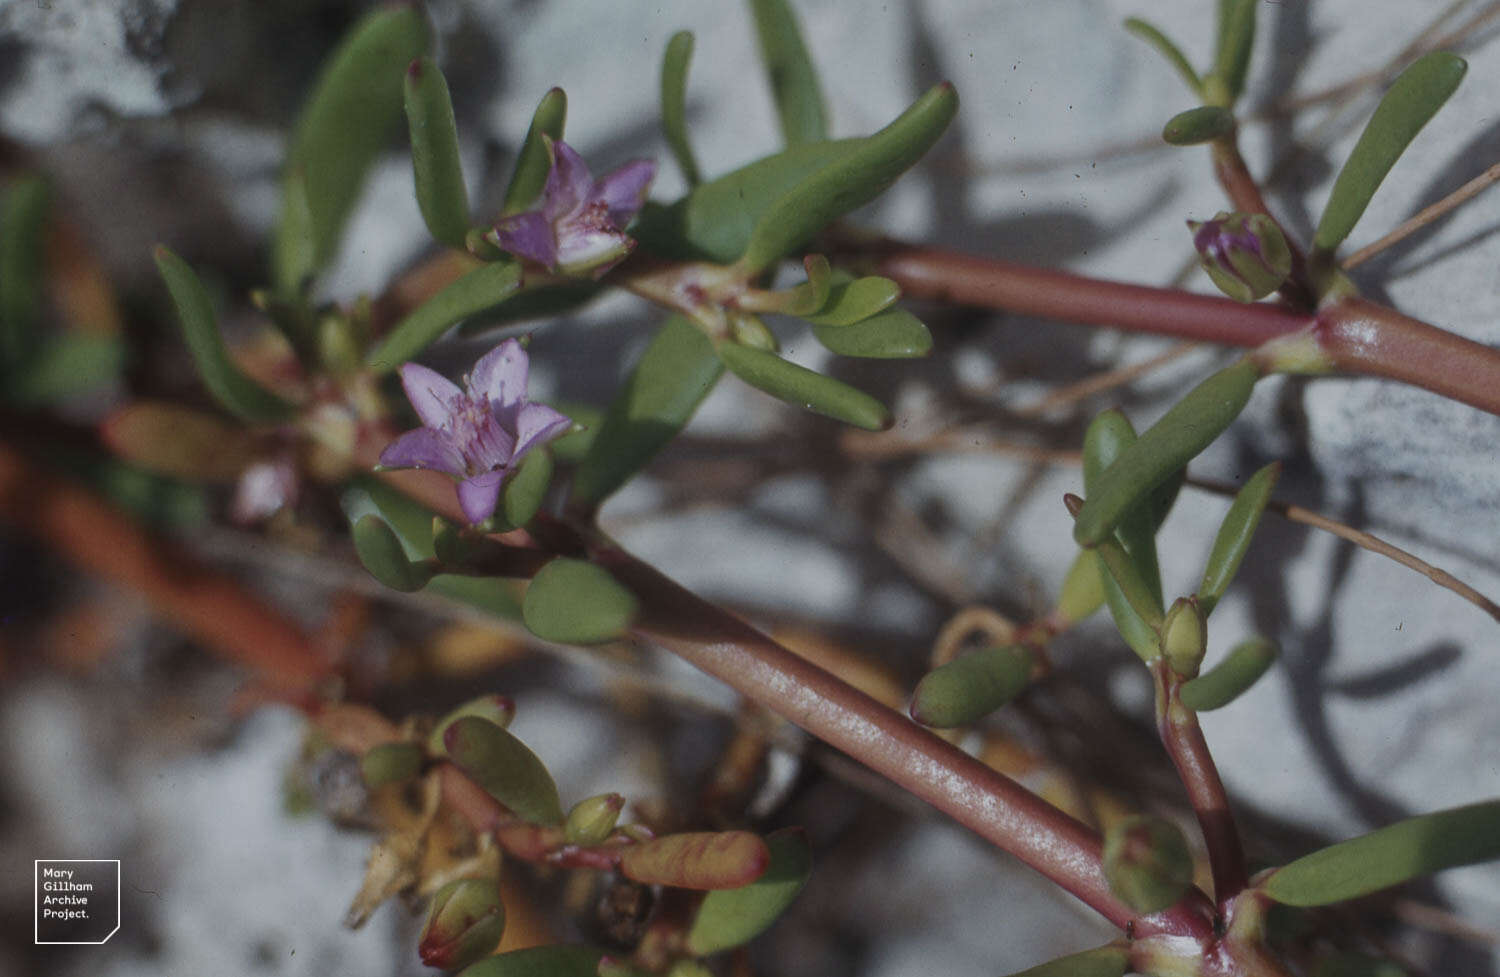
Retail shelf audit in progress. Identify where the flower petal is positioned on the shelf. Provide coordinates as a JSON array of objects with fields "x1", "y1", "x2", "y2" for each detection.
[
  {"x1": 544, "y1": 139, "x2": 594, "y2": 218},
  {"x1": 591, "y1": 158, "x2": 656, "y2": 228},
  {"x1": 400, "y1": 363, "x2": 464, "y2": 429},
  {"x1": 457, "y1": 470, "x2": 506, "y2": 525},
  {"x1": 379, "y1": 426, "x2": 466, "y2": 475},
  {"x1": 491, "y1": 211, "x2": 558, "y2": 268},
  {"x1": 470, "y1": 338, "x2": 529, "y2": 409},
  {"x1": 512, "y1": 401, "x2": 574, "y2": 459}
]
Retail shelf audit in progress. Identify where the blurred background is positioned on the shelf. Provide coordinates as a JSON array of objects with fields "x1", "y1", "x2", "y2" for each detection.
[{"x1": 2, "y1": 0, "x2": 1499, "y2": 974}]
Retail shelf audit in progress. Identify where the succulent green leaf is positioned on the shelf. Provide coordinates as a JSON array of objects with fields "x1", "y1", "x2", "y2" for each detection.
[
  {"x1": 455, "y1": 945, "x2": 604, "y2": 977},
  {"x1": 749, "y1": 0, "x2": 828, "y2": 147},
  {"x1": 153, "y1": 246, "x2": 296, "y2": 422},
  {"x1": 781, "y1": 254, "x2": 833, "y2": 316},
  {"x1": 523, "y1": 557, "x2": 640, "y2": 644},
  {"x1": 801, "y1": 276, "x2": 901, "y2": 326},
  {"x1": 738, "y1": 83, "x2": 957, "y2": 273},
  {"x1": 0, "y1": 174, "x2": 49, "y2": 367},
  {"x1": 687, "y1": 828, "x2": 812, "y2": 955},
  {"x1": 1207, "y1": 0, "x2": 1256, "y2": 105},
  {"x1": 1197, "y1": 461, "x2": 1279, "y2": 616},
  {"x1": 429, "y1": 694, "x2": 516, "y2": 756},
  {"x1": 1001, "y1": 946, "x2": 1131, "y2": 977},
  {"x1": 1180, "y1": 636, "x2": 1276, "y2": 711},
  {"x1": 618, "y1": 831, "x2": 771, "y2": 889},
  {"x1": 8, "y1": 334, "x2": 125, "y2": 406},
  {"x1": 1162, "y1": 105, "x2": 1235, "y2": 145},
  {"x1": 365, "y1": 259, "x2": 522, "y2": 372},
  {"x1": 911, "y1": 645, "x2": 1033, "y2": 728},
  {"x1": 572, "y1": 317, "x2": 724, "y2": 505},
  {"x1": 272, "y1": 4, "x2": 428, "y2": 291},
  {"x1": 661, "y1": 31, "x2": 702, "y2": 186},
  {"x1": 503, "y1": 88, "x2": 567, "y2": 215},
  {"x1": 100, "y1": 402, "x2": 258, "y2": 482},
  {"x1": 718, "y1": 342, "x2": 891, "y2": 429},
  {"x1": 1082, "y1": 410, "x2": 1163, "y2": 660},
  {"x1": 353, "y1": 514, "x2": 435, "y2": 592},
  {"x1": 454, "y1": 282, "x2": 604, "y2": 336},
  {"x1": 811, "y1": 306, "x2": 931, "y2": 359},
  {"x1": 405, "y1": 56, "x2": 470, "y2": 247},
  {"x1": 1091, "y1": 536, "x2": 1165, "y2": 632},
  {"x1": 1052, "y1": 549, "x2": 1105, "y2": 626},
  {"x1": 502, "y1": 447, "x2": 553, "y2": 528},
  {"x1": 444, "y1": 716, "x2": 564, "y2": 824},
  {"x1": 361, "y1": 741, "x2": 424, "y2": 787},
  {"x1": 1263, "y1": 799, "x2": 1500, "y2": 906},
  {"x1": 1123, "y1": 18, "x2": 1201, "y2": 96},
  {"x1": 1313, "y1": 52, "x2": 1467, "y2": 253},
  {"x1": 1073, "y1": 359, "x2": 1260, "y2": 547}
]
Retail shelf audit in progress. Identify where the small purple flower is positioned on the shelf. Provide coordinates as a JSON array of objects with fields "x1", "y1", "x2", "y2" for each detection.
[
  {"x1": 488, "y1": 138, "x2": 655, "y2": 277},
  {"x1": 1188, "y1": 211, "x2": 1291, "y2": 303},
  {"x1": 379, "y1": 339, "x2": 572, "y2": 525}
]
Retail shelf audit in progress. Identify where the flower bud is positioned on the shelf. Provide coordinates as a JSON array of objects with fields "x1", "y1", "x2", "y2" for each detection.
[
  {"x1": 419, "y1": 878, "x2": 506, "y2": 970},
  {"x1": 565, "y1": 793, "x2": 625, "y2": 846},
  {"x1": 1102, "y1": 815, "x2": 1195, "y2": 914},
  {"x1": 1188, "y1": 211, "x2": 1291, "y2": 302},
  {"x1": 1159, "y1": 596, "x2": 1206, "y2": 677}
]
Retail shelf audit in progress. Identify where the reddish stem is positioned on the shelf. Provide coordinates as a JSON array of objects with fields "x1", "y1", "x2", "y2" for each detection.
[{"x1": 1152, "y1": 660, "x2": 1247, "y2": 906}]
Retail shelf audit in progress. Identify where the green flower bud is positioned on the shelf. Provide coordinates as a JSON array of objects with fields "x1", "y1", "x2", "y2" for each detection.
[
  {"x1": 564, "y1": 793, "x2": 625, "y2": 846},
  {"x1": 1159, "y1": 596, "x2": 1207, "y2": 677},
  {"x1": 1102, "y1": 815, "x2": 1195, "y2": 914},
  {"x1": 419, "y1": 878, "x2": 506, "y2": 970},
  {"x1": 1189, "y1": 211, "x2": 1291, "y2": 302}
]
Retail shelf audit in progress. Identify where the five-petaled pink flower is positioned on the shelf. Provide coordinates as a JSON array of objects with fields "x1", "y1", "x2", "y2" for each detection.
[
  {"x1": 487, "y1": 138, "x2": 655, "y2": 277},
  {"x1": 379, "y1": 339, "x2": 571, "y2": 524}
]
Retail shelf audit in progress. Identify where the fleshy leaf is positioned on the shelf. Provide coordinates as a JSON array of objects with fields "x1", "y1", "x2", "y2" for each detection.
[
  {"x1": 272, "y1": 4, "x2": 428, "y2": 292},
  {"x1": 781, "y1": 254, "x2": 833, "y2": 316},
  {"x1": 749, "y1": 0, "x2": 828, "y2": 147},
  {"x1": 360, "y1": 741, "x2": 424, "y2": 787},
  {"x1": 0, "y1": 173, "x2": 48, "y2": 366},
  {"x1": 1123, "y1": 18, "x2": 1201, "y2": 95},
  {"x1": 811, "y1": 306, "x2": 931, "y2": 359},
  {"x1": 737, "y1": 83, "x2": 957, "y2": 273},
  {"x1": 910, "y1": 645, "x2": 1033, "y2": 728},
  {"x1": 1073, "y1": 360, "x2": 1260, "y2": 547},
  {"x1": 428, "y1": 694, "x2": 516, "y2": 756},
  {"x1": 572, "y1": 316, "x2": 724, "y2": 506},
  {"x1": 1206, "y1": 0, "x2": 1256, "y2": 106},
  {"x1": 366, "y1": 259, "x2": 522, "y2": 372},
  {"x1": 101, "y1": 402, "x2": 259, "y2": 482},
  {"x1": 8, "y1": 334, "x2": 124, "y2": 406},
  {"x1": 444, "y1": 716, "x2": 564, "y2": 825},
  {"x1": 1082, "y1": 410, "x2": 1163, "y2": 661},
  {"x1": 1313, "y1": 52, "x2": 1467, "y2": 253},
  {"x1": 618, "y1": 831, "x2": 771, "y2": 889},
  {"x1": 1000, "y1": 946, "x2": 1130, "y2": 977},
  {"x1": 801, "y1": 276, "x2": 901, "y2": 326},
  {"x1": 717, "y1": 343, "x2": 891, "y2": 430},
  {"x1": 153, "y1": 246, "x2": 296, "y2": 422},
  {"x1": 1162, "y1": 105, "x2": 1235, "y2": 145},
  {"x1": 686, "y1": 828, "x2": 811, "y2": 955},
  {"x1": 1102, "y1": 815, "x2": 1194, "y2": 913},
  {"x1": 1051, "y1": 550, "x2": 1105, "y2": 626},
  {"x1": 522, "y1": 558, "x2": 639, "y2": 644},
  {"x1": 353, "y1": 514, "x2": 435, "y2": 592},
  {"x1": 660, "y1": 31, "x2": 701, "y2": 186},
  {"x1": 502, "y1": 446, "x2": 553, "y2": 528},
  {"x1": 502, "y1": 88, "x2": 568, "y2": 215},
  {"x1": 455, "y1": 946, "x2": 604, "y2": 977},
  {"x1": 1197, "y1": 461, "x2": 1279, "y2": 616},
  {"x1": 1179, "y1": 636, "x2": 1276, "y2": 711},
  {"x1": 455, "y1": 282, "x2": 605, "y2": 335},
  {"x1": 406, "y1": 57, "x2": 470, "y2": 247},
  {"x1": 1262, "y1": 799, "x2": 1500, "y2": 906}
]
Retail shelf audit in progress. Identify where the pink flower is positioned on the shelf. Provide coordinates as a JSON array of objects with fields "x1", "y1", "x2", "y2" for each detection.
[
  {"x1": 378, "y1": 339, "x2": 571, "y2": 524},
  {"x1": 487, "y1": 139, "x2": 655, "y2": 277}
]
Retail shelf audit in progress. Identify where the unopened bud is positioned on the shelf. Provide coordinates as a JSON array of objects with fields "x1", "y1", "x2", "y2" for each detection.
[
  {"x1": 419, "y1": 878, "x2": 506, "y2": 970},
  {"x1": 565, "y1": 793, "x2": 625, "y2": 846},
  {"x1": 1189, "y1": 212, "x2": 1291, "y2": 303},
  {"x1": 1160, "y1": 596, "x2": 1207, "y2": 677},
  {"x1": 1102, "y1": 815, "x2": 1194, "y2": 914}
]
